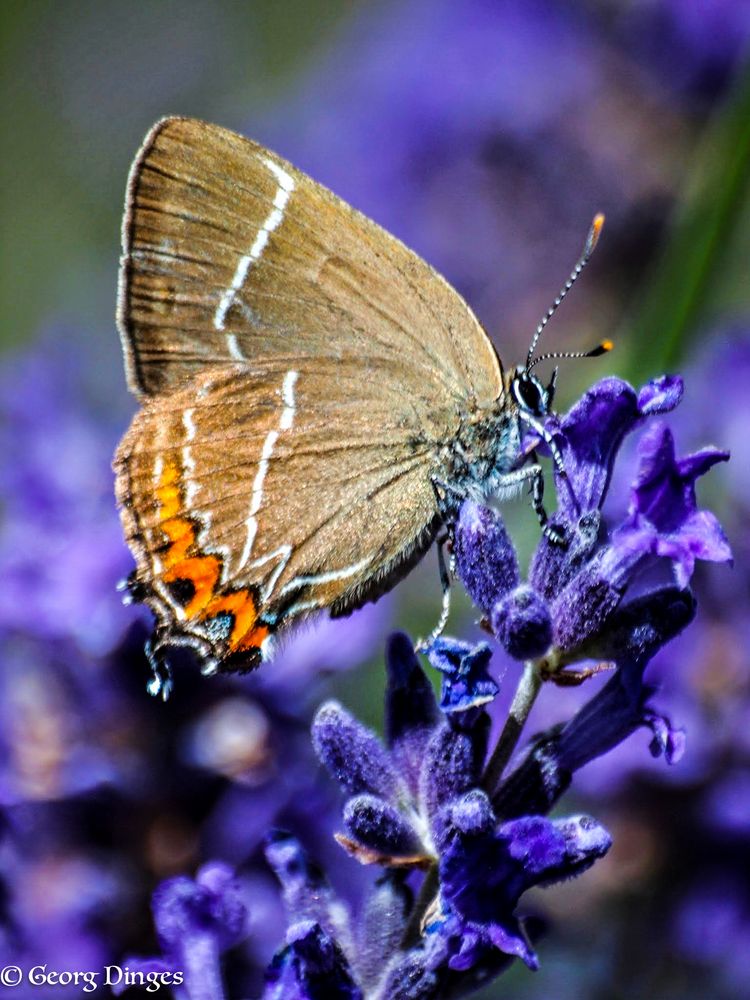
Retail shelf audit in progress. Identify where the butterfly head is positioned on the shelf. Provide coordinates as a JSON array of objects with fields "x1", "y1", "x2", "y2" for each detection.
[{"x1": 509, "y1": 367, "x2": 556, "y2": 420}]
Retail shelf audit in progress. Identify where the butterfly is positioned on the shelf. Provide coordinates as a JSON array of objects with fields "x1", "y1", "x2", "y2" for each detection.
[{"x1": 114, "y1": 117, "x2": 607, "y2": 695}]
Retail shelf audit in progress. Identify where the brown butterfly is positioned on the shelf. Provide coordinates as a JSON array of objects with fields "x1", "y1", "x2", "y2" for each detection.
[{"x1": 114, "y1": 117, "x2": 607, "y2": 695}]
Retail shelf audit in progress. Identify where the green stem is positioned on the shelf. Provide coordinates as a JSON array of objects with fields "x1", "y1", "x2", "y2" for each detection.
[{"x1": 482, "y1": 660, "x2": 543, "y2": 798}]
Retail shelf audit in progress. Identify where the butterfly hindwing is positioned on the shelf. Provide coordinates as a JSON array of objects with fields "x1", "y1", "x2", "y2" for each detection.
[{"x1": 115, "y1": 357, "x2": 442, "y2": 668}]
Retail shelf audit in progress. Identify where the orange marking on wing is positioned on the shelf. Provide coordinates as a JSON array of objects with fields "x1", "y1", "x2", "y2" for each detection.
[
  {"x1": 157, "y1": 460, "x2": 195, "y2": 566},
  {"x1": 154, "y1": 458, "x2": 221, "y2": 614},
  {"x1": 162, "y1": 517, "x2": 195, "y2": 566},
  {"x1": 153, "y1": 457, "x2": 269, "y2": 651},
  {"x1": 235, "y1": 621, "x2": 270, "y2": 653},
  {"x1": 202, "y1": 590, "x2": 261, "y2": 647},
  {"x1": 156, "y1": 460, "x2": 182, "y2": 520},
  {"x1": 164, "y1": 556, "x2": 221, "y2": 616}
]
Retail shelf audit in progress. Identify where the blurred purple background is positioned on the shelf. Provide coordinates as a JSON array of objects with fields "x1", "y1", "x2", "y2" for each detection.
[{"x1": 1, "y1": 1, "x2": 750, "y2": 997}]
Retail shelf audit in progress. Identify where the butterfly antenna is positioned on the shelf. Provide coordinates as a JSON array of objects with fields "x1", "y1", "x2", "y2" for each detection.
[
  {"x1": 528, "y1": 339, "x2": 613, "y2": 371},
  {"x1": 525, "y1": 213, "x2": 605, "y2": 371}
]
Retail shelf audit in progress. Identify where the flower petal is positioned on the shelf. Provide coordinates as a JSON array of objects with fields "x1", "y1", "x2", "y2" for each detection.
[
  {"x1": 529, "y1": 509, "x2": 602, "y2": 600},
  {"x1": 579, "y1": 586, "x2": 697, "y2": 666},
  {"x1": 454, "y1": 501, "x2": 519, "y2": 616},
  {"x1": 616, "y1": 422, "x2": 731, "y2": 584},
  {"x1": 343, "y1": 794, "x2": 425, "y2": 858},
  {"x1": 550, "y1": 550, "x2": 626, "y2": 653},
  {"x1": 643, "y1": 709, "x2": 686, "y2": 765},
  {"x1": 546, "y1": 376, "x2": 641, "y2": 517},
  {"x1": 152, "y1": 862, "x2": 247, "y2": 958},
  {"x1": 421, "y1": 718, "x2": 489, "y2": 842},
  {"x1": 264, "y1": 920, "x2": 362, "y2": 1000},
  {"x1": 356, "y1": 875, "x2": 413, "y2": 992},
  {"x1": 492, "y1": 585, "x2": 552, "y2": 661},
  {"x1": 265, "y1": 832, "x2": 352, "y2": 951},
  {"x1": 637, "y1": 374, "x2": 684, "y2": 415},
  {"x1": 385, "y1": 631, "x2": 440, "y2": 796},
  {"x1": 426, "y1": 638, "x2": 499, "y2": 713},
  {"x1": 312, "y1": 701, "x2": 401, "y2": 801},
  {"x1": 438, "y1": 794, "x2": 610, "y2": 972}
]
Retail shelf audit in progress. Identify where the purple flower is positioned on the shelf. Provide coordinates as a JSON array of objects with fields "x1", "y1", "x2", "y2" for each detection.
[
  {"x1": 303, "y1": 631, "x2": 612, "y2": 992},
  {"x1": 117, "y1": 862, "x2": 248, "y2": 1000},
  {"x1": 0, "y1": 331, "x2": 400, "y2": 1000},
  {"x1": 491, "y1": 585, "x2": 553, "y2": 662},
  {"x1": 437, "y1": 795, "x2": 611, "y2": 970},
  {"x1": 263, "y1": 834, "x2": 409, "y2": 999},
  {"x1": 426, "y1": 638, "x2": 499, "y2": 714},
  {"x1": 562, "y1": 330, "x2": 750, "y2": 995},
  {"x1": 4, "y1": 316, "x2": 732, "y2": 999},
  {"x1": 259, "y1": 367, "x2": 729, "y2": 997},
  {"x1": 0, "y1": 331, "x2": 133, "y2": 656},
  {"x1": 312, "y1": 635, "x2": 489, "y2": 868},
  {"x1": 538, "y1": 374, "x2": 684, "y2": 521},
  {"x1": 448, "y1": 374, "x2": 729, "y2": 836},
  {"x1": 456, "y1": 373, "x2": 728, "y2": 677},
  {"x1": 262, "y1": 803, "x2": 609, "y2": 998},
  {"x1": 453, "y1": 502, "x2": 519, "y2": 613},
  {"x1": 264, "y1": 921, "x2": 362, "y2": 1000},
  {"x1": 614, "y1": 422, "x2": 731, "y2": 587}
]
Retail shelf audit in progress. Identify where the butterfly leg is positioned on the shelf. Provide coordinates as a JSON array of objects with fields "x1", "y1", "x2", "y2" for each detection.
[
  {"x1": 116, "y1": 570, "x2": 148, "y2": 606},
  {"x1": 415, "y1": 530, "x2": 455, "y2": 652},
  {"x1": 496, "y1": 462, "x2": 567, "y2": 547},
  {"x1": 144, "y1": 626, "x2": 222, "y2": 697},
  {"x1": 527, "y1": 460, "x2": 567, "y2": 547},
  {"x1": 144, "y1": 633, "x2": 174, "y2": 701},
  {"x1": 516, "y1": 414, "x2": 575, "y2": 539},
  {"x1": 529, "y1": 459, "x2": 547, "y2": 526}
]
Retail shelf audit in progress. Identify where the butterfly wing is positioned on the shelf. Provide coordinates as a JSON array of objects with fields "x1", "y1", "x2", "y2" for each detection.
[
  {"x1": 115, "y1": 357, "x2": 441, "y2": 669},
  {"x1": 116, "y1": 117, "x2": 505, "y2": 671},
  {"x1": 118, "y1": 116, "x2": 503, "y2": 406}
]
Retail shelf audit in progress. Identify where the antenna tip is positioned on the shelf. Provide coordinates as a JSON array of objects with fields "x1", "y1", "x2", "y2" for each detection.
[
  {"x1": 585, "y1": 213, "x2": 605, "y2": 257},
  {"x1": 587, "y1": 339, "x2": 613, "y2": 357}
]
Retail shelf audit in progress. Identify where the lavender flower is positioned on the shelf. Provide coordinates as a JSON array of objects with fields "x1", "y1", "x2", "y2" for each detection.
[
  {"x1": 455, "y1": 375, "x2": 728, "y2": 803},
  {"x1": 261, "y1": 371, "x2": 728, "y2": 998},
  {"x1": 4, "y1": 2, "x2": 744, "y2": 992},
  {"x1": 0, "y1": 330, "x2": 134, "y2": 657},
  {"x1": 116, "y1": 862, "x2": 248, "y2": 999},
  {"x1": 263, "y1": 833, "x2": 365, "y2": 1000},
  {"x1": 264, "y1": 635, "x2": 610, "y2": 997}
]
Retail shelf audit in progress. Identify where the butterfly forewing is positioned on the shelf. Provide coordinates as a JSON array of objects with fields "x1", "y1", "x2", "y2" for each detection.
[
  {"x1": 119, "y1": 117, "x2": 502, "y2": 404},
  {"x1": 116, "y1": 117, "x2": 505, "y2": 670}
]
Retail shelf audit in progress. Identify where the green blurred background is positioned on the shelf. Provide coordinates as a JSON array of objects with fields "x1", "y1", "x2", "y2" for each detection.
[{"x1": 0, "y1": 1, "x2": 352, "y2": 351}]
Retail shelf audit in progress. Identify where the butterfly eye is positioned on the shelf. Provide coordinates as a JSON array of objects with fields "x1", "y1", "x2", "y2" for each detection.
[{"x1": 513, "y1": 374, "x2": 547, "y2": 416}]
